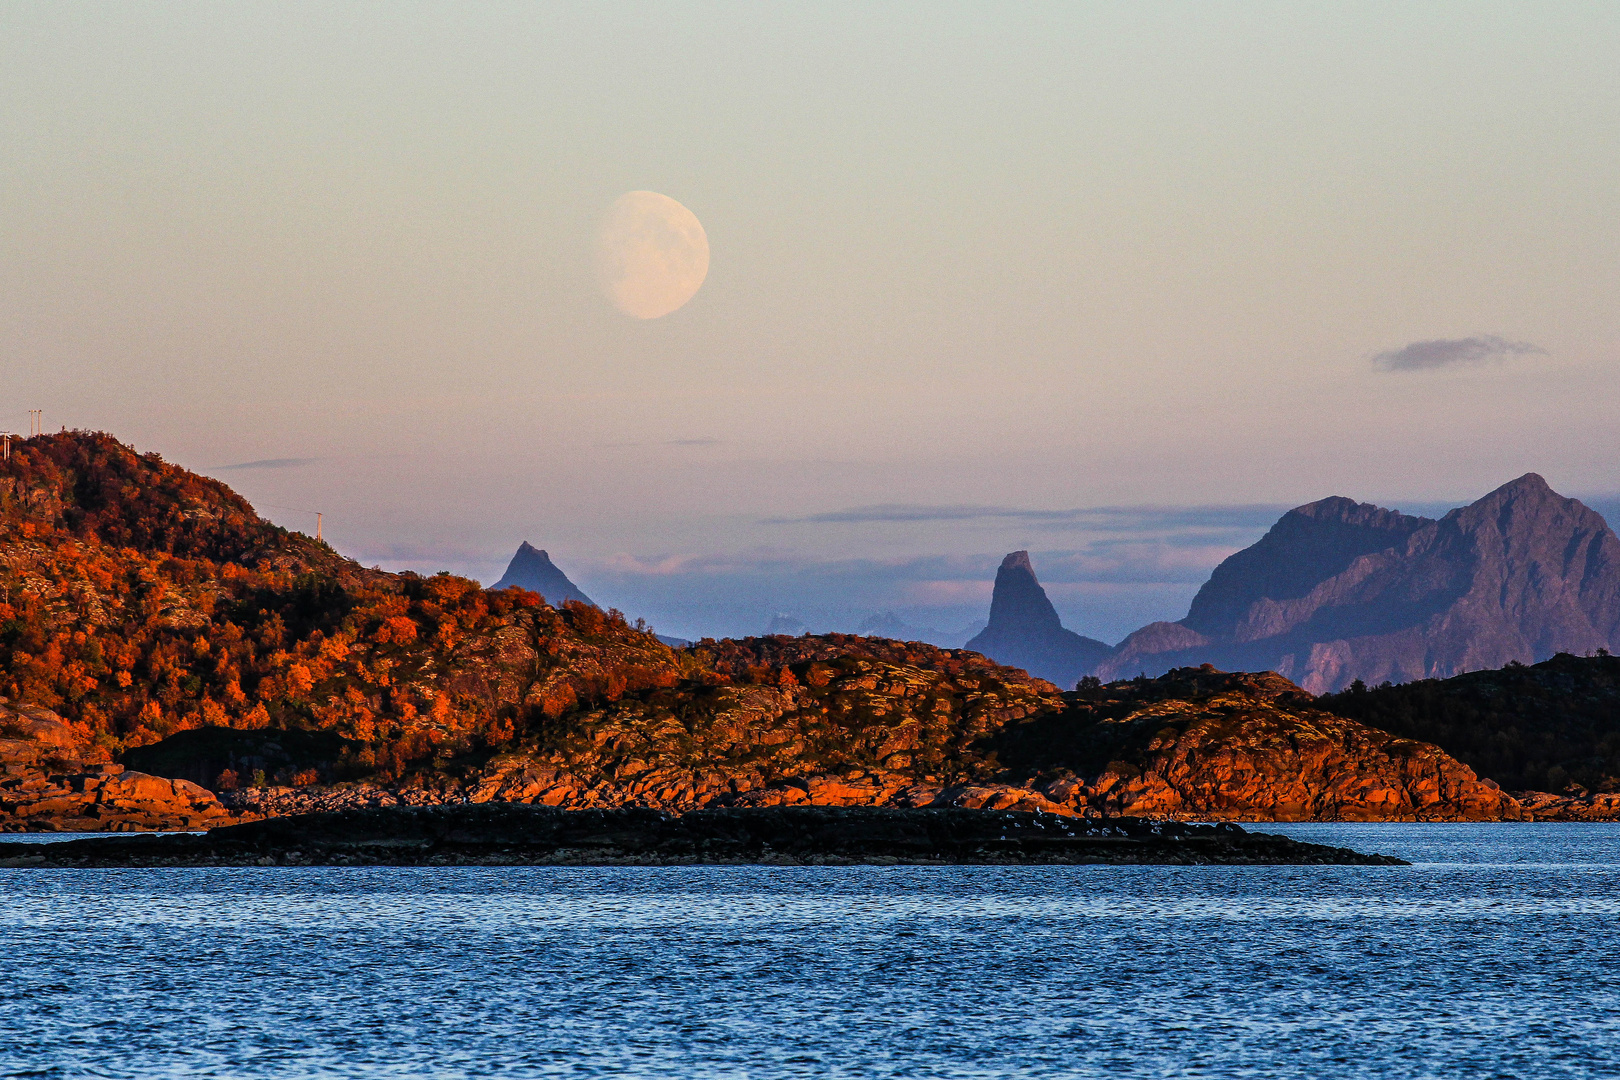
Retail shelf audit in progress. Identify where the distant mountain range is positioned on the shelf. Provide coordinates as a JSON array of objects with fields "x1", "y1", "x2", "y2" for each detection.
[
  {"x1": 1098, "y1": 473, "x2": 1620, "y2": 691},
  {"x1": 857, "y1": 611, "x2": 983, "y2": 650},
  {"x1": 962, "y1": 474, "x2": 1620, "y2": 693}
]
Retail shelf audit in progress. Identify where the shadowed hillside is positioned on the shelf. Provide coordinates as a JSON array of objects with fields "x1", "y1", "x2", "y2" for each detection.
[{"x1": 1316, "y1": 652, "x2": 1620, "y2": 794}]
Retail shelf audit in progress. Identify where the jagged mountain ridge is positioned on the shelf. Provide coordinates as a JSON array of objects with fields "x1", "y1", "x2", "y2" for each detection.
[
  {"x1": 965, "y1": 552, "x2": 1111, "y2": 688},
  {"x1": 1097, "y1": 474, "x2": 1620, "y2": 692}
]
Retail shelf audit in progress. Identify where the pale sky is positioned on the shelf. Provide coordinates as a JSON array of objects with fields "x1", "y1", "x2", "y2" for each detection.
[{"x1": 4, "y1": 2, "x2": 1618, "y2": 641}]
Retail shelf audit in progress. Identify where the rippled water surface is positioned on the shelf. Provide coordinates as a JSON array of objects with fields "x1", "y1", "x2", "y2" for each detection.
[{"x1": 3, "y1": 823, "x2": 1619, "y2": 1078}]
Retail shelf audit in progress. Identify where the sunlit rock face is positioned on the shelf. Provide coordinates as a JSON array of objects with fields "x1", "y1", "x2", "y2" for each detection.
[
  {"x1": 0, "y1": 700, "x2": 233, "y2": 832},
  {"x1": 492, "y1": 542, "x2": 594, "y2": 608},
  {"x1": 1098, "y1": 474, "x2": 1620, "y2": 692},
  {"x1": 964, "y1": 552, "x2": 1111, "y2": 690}
]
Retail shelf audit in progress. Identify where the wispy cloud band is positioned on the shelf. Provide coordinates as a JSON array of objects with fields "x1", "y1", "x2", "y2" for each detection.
[
  {"x1": 767, "y1": 503, "x2": 1288, "y2": 532},
  {"x1": 214, "y1": 457, "x2": 322, "y2": 471},
  {"x1": 1373, "y1": 335, "x2": 1545, "y2": 372}
]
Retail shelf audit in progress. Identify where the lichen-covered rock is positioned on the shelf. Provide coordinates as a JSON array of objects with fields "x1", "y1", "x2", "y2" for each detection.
[{"x1": 205, "y1": 665, "x2": 1517, "y2": 824}]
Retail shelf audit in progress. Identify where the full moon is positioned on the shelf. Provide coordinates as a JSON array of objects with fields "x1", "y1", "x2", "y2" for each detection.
[{"x1": 594, "y1": 191, "x2": 709, "y2": 319}]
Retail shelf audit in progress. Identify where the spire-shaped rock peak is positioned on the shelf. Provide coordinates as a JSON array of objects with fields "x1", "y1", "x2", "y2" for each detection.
[
  {"x1": 1001, "y1": 550, "x2": 1035, "y2": 573},
  {"x1": 986, "y1": 551, "x2": 1060, "y2": 633},
  {"x1": 965, "y1": 551, "x2": 1111, "y2": 687}
]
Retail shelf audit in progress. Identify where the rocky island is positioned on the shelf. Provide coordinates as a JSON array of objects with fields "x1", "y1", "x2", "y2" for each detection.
[{"x1": 0, "y1": 804, "x2": 1406, "y2": 867}]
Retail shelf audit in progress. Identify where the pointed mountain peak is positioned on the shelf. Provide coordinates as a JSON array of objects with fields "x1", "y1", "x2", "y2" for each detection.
[
  {"x1": 513, "y1": 540, "x2": 551, "y2": 562},
  {"x1": 1454, "y1": 473, "x2": 1572, "y2": 523},
  {"x1": 1000, "y1": 550, "x2": 1035, "y2": 574},
  {"x1": 1497, "y1": 472, "x2": 1553, "y2": 496},
  {"x1": 985, "y1": 550, "x2": 1060, "y2": 633},
  {"x1": 492, "y1": 542, "x2": 594, "y2": 608}
]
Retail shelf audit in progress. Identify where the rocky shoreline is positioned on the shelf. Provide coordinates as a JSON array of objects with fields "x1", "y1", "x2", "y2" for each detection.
[
  {"x1": 0, "y1": 805, "x2": 1408, "y2": 867},
  {"x1": 2, "y1": 702, "x2": 234, "y2": 832}
]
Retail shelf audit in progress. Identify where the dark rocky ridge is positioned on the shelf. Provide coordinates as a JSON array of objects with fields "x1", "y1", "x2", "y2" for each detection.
[
  {"x1": 966, "y1": 552, "x2": 1110, "y2": 688},
  {"x1": 1098, "y1": 475, "x2": 1620, "y2": 692},
  {"x1": 0, "y1": 804, "x2": 1408, "y2": 867},
  {"x1": 492, "y1": 541, "x2": 594, "y2": 606},
  {"x1": 1316, "y1": 651, "x2": 1620, "y2": 796}
]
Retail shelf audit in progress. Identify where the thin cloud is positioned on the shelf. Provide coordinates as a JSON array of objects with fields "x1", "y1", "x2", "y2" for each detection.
[
  {"x1": 770, "y1": 503, "x2": 1286, "y2": 532},
  {"x1": 215, "y1": 457, "x2": 322, "y2": 471},
  {"x1": 588, "y1": 542, "x2": 1243, "y2": 589},
  {"x1": 1373, "y1": 335, "x2": 1545, "y2": 372},
  {"x1": 781, "y1": 504, "x2": 1037, "y2": 524},
  {"x1": 601, "y1": 552, "x2": 699, "y2": 576}
]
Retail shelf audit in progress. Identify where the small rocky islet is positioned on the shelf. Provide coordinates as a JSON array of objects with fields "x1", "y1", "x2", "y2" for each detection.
[{"x1": 0, "y1": 804, "x2": 1406, "y2": 867}]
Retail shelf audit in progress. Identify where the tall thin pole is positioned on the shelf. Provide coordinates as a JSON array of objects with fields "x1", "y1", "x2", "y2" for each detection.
[{"x1": 316, "y1": 512, "x2": 323, "y2": 542}]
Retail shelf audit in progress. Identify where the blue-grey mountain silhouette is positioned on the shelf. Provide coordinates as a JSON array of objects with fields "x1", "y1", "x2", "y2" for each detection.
[
  {"x1": 492, "y1": 542, "x2": 594, "y2": 607},
  {"x1": 965, "y1": 551, "x2": 1111, "y2": 688},
  {"x1": 857, "y1": 611, "x2": 982, "y2": 650},
  {"x1": 1097, "y1": 474, "x2": 1620, "y2": 692}
]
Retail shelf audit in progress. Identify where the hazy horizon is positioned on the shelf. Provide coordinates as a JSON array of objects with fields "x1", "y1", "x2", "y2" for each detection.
[{"x1": 199, "y1": 453, "x2": 1620, "y2": 644}]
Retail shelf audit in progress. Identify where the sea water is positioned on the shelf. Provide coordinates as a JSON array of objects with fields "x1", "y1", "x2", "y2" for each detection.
[{"x1": 2, "y1": 823, "x2": 1618, "y2": 1079}]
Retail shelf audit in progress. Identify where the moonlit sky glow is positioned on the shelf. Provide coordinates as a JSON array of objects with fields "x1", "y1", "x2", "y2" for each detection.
[{"x1": 3, "y1": 2, "x2": 1618, "y2": 641}]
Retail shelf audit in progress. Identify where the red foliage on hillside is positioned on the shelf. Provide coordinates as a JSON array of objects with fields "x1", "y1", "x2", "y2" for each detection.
[{"x1": 0, "y1": 432, "x2": 681, "y2": 779}]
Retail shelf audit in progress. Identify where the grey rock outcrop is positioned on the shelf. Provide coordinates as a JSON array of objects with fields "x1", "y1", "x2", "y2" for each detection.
[
  {"x1": 965, "y1": 552, "x2": 1111, "y2": 689},
  {"x1": 492, "y1": 542, "x2": 594, "y2": 607},
  {"x1": 1098, "y1": 474, "x2": 1620, "y2": 692}
]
